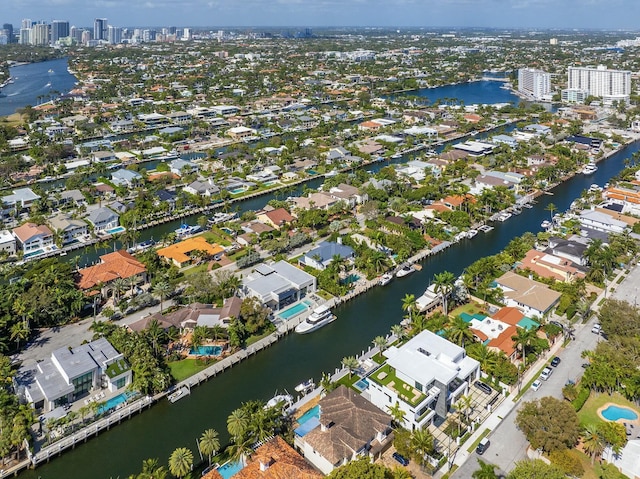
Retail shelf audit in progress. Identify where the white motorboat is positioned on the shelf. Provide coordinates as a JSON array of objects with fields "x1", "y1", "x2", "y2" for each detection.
[
  {"x1": 379, "y1": 272, "x2": 393, "y2": 286},
  {"x1": 294, "y1": 305, "x2": 336, "y2": 334},
  {"x1": 466, "y1": 229, "x2": 478, "y2": 239},
  {"x1": 497, "y1": 212, "x2": 512, "y2": 222},
  {"x1": 168, "y1": 386, "x2": 190, "y2": 403},
  {"x1": 541, "y1": 220, "x2": 551, "y2": 229},
  {"x1": 478, "y1": 224, "x2": 494, "y2": 233},
  {"x1": 295, "y1": 379, "x2": 315, "y2": 393},
  {"x1": 395, "y1": 265, "x2": 415, "y2": 278},
  {"x1": 391, "y1": 152, "x2": 403, "y2": 159},
  {"x1": 582, "y1": 162, "x2": 598, "y2": 175},
  {"x1": 265, "y1": 391, "x2": 293, "y2": 409}
]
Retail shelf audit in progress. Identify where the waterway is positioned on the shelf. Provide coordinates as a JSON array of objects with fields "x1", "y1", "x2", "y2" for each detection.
[
  {"x1": 0, "y1": 58, "x2": 78, "y2": 117},
  {"x1": 388, "y1": 80, "x2": 520, "y2": 105},
  {"x1": 21, "y1": 137, "x2": 639, "y2": 479}
]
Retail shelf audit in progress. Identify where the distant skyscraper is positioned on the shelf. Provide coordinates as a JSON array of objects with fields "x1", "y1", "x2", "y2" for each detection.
[
  {"x1": 107, "y1": 25, "x2": 122, "y2": 45},
  {"x1": 81, "y1": 30, "x2": 91, "y2": 45},
  {"x1": 567, "y1": 65, "x2": 631, "y2": 103},
  {"x1": 518, "y1": 68, "x2": 552, "y2": 101},
  {"x1": 19, "y1": 28, "x2": 30, "y2": 44},
  {"x1": 31, "y1": 23, "x2": 50, "y2": 46},
  {"x1": 2, "y1": 24, "x2": 14, "y2": 43},
  {"x1": 21, "y1": 18, "x2": 32, "y2": 29},
  {"x1": 51, "y1": 20, "x2": 70, "y2": 44},
  {"x1": 94, "y1": 18, "x2": 108, "y2": 41},
  {"x1": 182, "y1": 28, "x2": 191, "y2": 41}
]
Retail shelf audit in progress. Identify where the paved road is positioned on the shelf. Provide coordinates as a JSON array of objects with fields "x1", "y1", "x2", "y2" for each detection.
[{"x1": 452, "y1": 264, "x2": 635, "y2": 478}]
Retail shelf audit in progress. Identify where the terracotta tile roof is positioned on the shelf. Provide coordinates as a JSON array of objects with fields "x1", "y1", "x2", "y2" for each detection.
[
  {"x1": 76, "y1": 250, "x2": 146, "y2": 290},
  {"x1": 263, "y1": 208, "x2": 294, "y2": 227},
  {"x1": 491, "y1": 307, "x2": 524, "y2": 327},
  {"x1": 12, "y1": 222, "x2": 53, "y2": 243},
  {"x1": 157, "y1": 236, "x2": 224, "y2": 266},
  {"x1": 487, "y1": 324, "x2": 517, "y2": 357},
  {"x1": 216, "y1": 436, "x2": 322, "y2": 479}
]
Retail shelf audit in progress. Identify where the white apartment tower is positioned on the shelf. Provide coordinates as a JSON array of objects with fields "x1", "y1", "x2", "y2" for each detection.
[
  {"x1": 107, "y1": 25, "x2": 122, "y2": 44},
  {"x1": 567, "y1": 65, "x2": 631, "y2": 103},
  {"x1": 518, "y1": 68, "x2": 551, "y2": 101}
]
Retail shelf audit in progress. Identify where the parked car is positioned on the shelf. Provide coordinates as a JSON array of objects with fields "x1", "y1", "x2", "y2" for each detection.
[
  {"x1": 531, "y1": 379, "x2": 542, "y2": 391},
  {"x1": 540, "y1": 367, "x2": 553, "y2": 381},
  {"x1": 473, "y1": 380, "x2": 493, "y2": 395},
  {"x1": 550, "y1": 356, "x2": 561, "y2": 367},
  {"x1": 591, "y1": 323, "x2": 602, "y2": 334},
  {"x1": 392, "y1": 452, "x2": 410, "y2": 466},
  {"x1": 476, "y1": 438, "x2": 490, "y2": 455}
]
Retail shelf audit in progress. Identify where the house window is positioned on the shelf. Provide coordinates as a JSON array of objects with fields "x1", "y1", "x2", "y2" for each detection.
[
  {"x1": 415, "y1": 381, "x2": 423, "y2": 392},
  {"x1": 72, "y1": 371, "x2": 93, "y2": 395},
  {"x1": 114, "y1": 377, "x2": 127, "y2": 389}
]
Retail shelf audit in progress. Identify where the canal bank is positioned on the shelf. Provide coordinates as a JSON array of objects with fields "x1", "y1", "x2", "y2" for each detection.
[{"x1": 16, "y1": 136, "x2": 640, "y2": 479}]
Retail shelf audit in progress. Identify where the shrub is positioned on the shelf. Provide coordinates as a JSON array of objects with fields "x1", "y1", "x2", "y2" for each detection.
[
  {"x1": 549, "y1": 450, "x2": 584, "y2": 477},
  {"x1": 572, "y1": 387, "x2": 590, "y2": 411}
]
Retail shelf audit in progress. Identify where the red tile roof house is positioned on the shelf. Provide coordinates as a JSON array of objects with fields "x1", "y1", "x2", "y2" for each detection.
[
  {"x1": 75, "y1": 250, "x2": 147, "y2": 299},
  {"x1": 257, "y1": 208, "x2": 295, "y2": 230},
  {"x1": 12, "y1": 223, "x2": 54, "y2": 255}
]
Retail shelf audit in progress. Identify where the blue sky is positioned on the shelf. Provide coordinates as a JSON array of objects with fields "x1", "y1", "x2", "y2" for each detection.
[{"x1": 5, "y1": 0, "x2": 640, "y2": 30}]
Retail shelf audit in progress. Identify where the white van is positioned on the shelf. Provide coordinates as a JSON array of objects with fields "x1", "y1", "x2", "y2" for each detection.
[{"x1": 540, "y1": 367, "x2": 553, "y2": 381}]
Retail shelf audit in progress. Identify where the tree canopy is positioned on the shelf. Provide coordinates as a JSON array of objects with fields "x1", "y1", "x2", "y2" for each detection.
[{"x1": 516, "y1": 396, "x2": 580, "y2": 453}]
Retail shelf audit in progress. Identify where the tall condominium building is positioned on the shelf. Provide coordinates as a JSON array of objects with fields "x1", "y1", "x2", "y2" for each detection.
[
  {"x1": 107, "y1": 25, "x2": 122, "y2": 44},
  {"x1": 30, "y1": 23, "x2": 50, "y2": 46},
  {"x1": 51, "y1": 20, "x2": 70, "y2": 44},
  {"x1": 21, "y1": 19, "x2": 32, "y2": 29},
  {"x1": 2, "y1": 24, "x2": 14, "y2": 43},
  {"x1": 81, "y1": 30, "x2": 92, "y2": 45},
  {"x1": 93, "y1": 18, "x2": 108, "y2": 41},
  {"x1": 567, "y1": 65, "x2": 631, "y2": 103},
  {"x1": 19, "y1": 28, "x2": 30, "y2": 45},
  {"x1": 518, "y1": 68, "x2": 552, "y2": 101}
]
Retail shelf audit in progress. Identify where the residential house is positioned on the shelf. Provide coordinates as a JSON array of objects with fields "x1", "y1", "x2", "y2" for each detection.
[
  {"x1": 91, "y1": 151, "x2": 117, "y2": 163},
  {"x1": 546, "y1": 237, "x2": 588, "y2": 266},
  {"x1": 367, "y1": 330, "x2": 480, "y2": 430},
  {"x1": 1, "y1": 187, "x2": 41, "y2": 216},
  {"x1": 58, "y1": 189, "x2": 86, "y2": 207},
  {"x1": 300, "y1": 241, "x2": 355, "y2": 271},
  {"x1": 169, "y1": 158, "x2": 198, "y2": 177},
  {"x1": 0, "y1": 230, "x2": 16, "y2": 255},
  {"x1": 257, "y1": 208, "x2": 294, "y2": 230},
  {"x1": 12, "y1": 223, "x2": 54, "y2": 255},
  {"x1": 86, "y1": 207, "x2": 120, "y2": 233},
  {"x1": 183, "y1": 178, "x2": 220, "y2": 197},
  {"x1": 111, "y1": 169, "x2": 143, "y2": 188},
  {"x1": 291, "y1": 192, "x2": 339, "y2": 211},
  {"x1": 518, "y1": 249, "x2": 587, "y2": 282},
  {"x1": 157, "y1": 237, "x2": 224, "y2": 268},
  {"x1": 579, "y1": 210, "x2": 628, "y2": 234},
  {"x1": 76, "y1": 250, "x2": 147, "y2": 297},
  {"x1": 226, "y1": 126, "x2": 255, "y2": 139},
  {"x1": 241, "y1": 261, "x2": 316, "y2": 311},
  {"x1": 295, "y1": 385, "x2": 393, "y2": 474},
  {"x1": 396, "y1": 159, "x2": 441, "y2": 182},
  {"x1": 14, "y1": 337, "x2": 131, "y2": 412},
  {"x1": 327, "y1": 183, "x2": 368, "y2": 208},
  {"x1": 326, "y1": 147, "x2": 350, "y2": 162},
  {"x1": 493, "y1": 271, "x2": 561, "y2": 318},
  {"x1": 48, "y1": 215, "x2": 89, "y2": 245},
  {"x1": 492, "y1": 134, "x2": 518, "y2": 148},
  {"x1": 155, "y1": 189, "x2": 177, "y2": 210}
]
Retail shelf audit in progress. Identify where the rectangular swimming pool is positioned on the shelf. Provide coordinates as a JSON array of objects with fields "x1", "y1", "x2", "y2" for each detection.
[
  {"x1": 297, "y1": 404, "x2": 320, "y2": 425},
  {"x1": 98, "y1": 391, "x2": 134, "y2": 414},
  {"x1": 278, "y1": 302, "x2": 309, "y2": 320},
  {"x1": 190, "y1": 345, "x2": 223, "y2": 356},
  {"x1": 216, "y1": 460, "x2": 244, "y2": 479},
  {"x1": 105, "y1": 226, "x2": 125, "y2": 235}
]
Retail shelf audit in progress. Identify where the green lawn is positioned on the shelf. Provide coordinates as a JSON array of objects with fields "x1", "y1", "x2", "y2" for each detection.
[
  {"x1": 168, "y1": 358, "x2": 215, "y2": 382},
  {"x1": 449, "y1": 302, "x2": 487, "y2": 319},
  {"x1": 577, "y1": 391, "x2": 640, "y2": 427},
  {"x1": 336, "y1": 373, "x2": 360, "y2": 390}
]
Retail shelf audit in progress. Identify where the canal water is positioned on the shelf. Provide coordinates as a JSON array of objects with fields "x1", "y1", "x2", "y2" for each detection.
[
  {"x1": 0, "y1": 58, "x2": 78, "y2": 117},
  {"x1": 22, "y1": 139, "x2": 639, "y2": 479}
]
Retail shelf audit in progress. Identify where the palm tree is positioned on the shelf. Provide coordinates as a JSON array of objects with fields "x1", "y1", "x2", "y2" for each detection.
[
  {"x1": 447, "y1": 316, "x2": 474, "y2": 347},
  {"x1": 401, "y1": 293, "x2": 417, "y2": 325},
  {"x1": 410, "y1": 428, "x2": 434, "y2": 467},
  {"x1": 456, "y1": 394, "x2": 474, "y2": 425},
  {"x1": 227, "y1": 408, "x2": 249, "y2": 440},
  {"x1": 199, "y1": 428, "x2": 220, "y2": 467},
  {"x1": 168, "y1": 447, "x2": 193, "y2": 478},
  {"x1": 511, "y1": 327, "x2": 536, "y2": 366},
  {"x1": 388, "y1": 401, "x2": 406, "y2": 427},
  {"x1": 10, "y1": 321, "x2": 30, "y2": 350},
  {"x1": 152, "y1": 280, "x2": 172, "y2": 313},
  {"x1": 341, "y1": 356, "x2": 360, "y2": 378},
  {"x1": 433, "y1": 270, "x2": 456, "y2": 316},
  {"x1": 372, "y1": 335, "x2": 388, "y2": 352},
  {"x1": 146, "y1": 319, "x2": 165, "y2": 356},
  {"x1": 319, "y1": 372, "x2": 335, "y2": 395},
  {"x1": 582, "y1": 424, "x2": 605, "y2": 465},
  {"x1": 126, "y1": 275, "x2": 139, "y2": 297},
  {"x1": 391, "y1": 324, "x2": 405, "y2": 341},
  {"x1": 545, "y1": 202, "x2": 557, "y2": 221},
  {"x1": 112, "y1": 277, "x2": 128, "y2": 304},
  {"x1": 139, "y1": 458, "x2": 168, "y2": 479},
  {"x1": 472, "y1": 459, "x2": 498, "y2": 479}
]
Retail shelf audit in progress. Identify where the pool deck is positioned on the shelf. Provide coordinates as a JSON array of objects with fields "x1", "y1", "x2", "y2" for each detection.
[{"x1": 597, "y1": 402, "x2": 640, "y2": 425}]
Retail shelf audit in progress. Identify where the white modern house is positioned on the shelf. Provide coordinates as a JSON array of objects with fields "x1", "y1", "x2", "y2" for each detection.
[
  {"x1": 299, "y1": 241, "x2": 355, "y2": 271},
  {"x1": 1, "y1": 187, "x2": 41, "y2": 216},
  {"x1": 12, "y1": 223, "x2": 54, "y2": 255},
  {"x1": 0, "y1": 230, "x2": 16, "y2": 255},
  {"x1": 86, "y1": 207, "x2": 120, "y2": 233},
  {"x1": 15, "y1": 337, "x2": 131, "y2": 412},
  {"x1": 241, "y1": 261, "x2": 316, "y2": 311},
  {"x1": 578, "y1": 210, "x2": 628, "y2": 234},
  {"x1": 367, "y1": 330, "x2": 480, "y2": 430}
]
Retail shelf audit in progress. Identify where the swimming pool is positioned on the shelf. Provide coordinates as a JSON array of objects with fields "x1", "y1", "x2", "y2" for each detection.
[
  {"x1": 601, "y1": 405, "x2": 639, "y2": 421},
  {"x1": 306, "y1": 169, "x2": 317, "y2": 175},
  {"x1": 297, "y1": 404, "x2": 320, "y2": 425},
  {"x1": 98, "y1": 391, "x2": 135, "y2": 414},
  {"x1": 230, "y1": 188, "x2": 246, "y2": 195},
  {"x1": 354, "y1": 378, "x2": 370, "y2": 391},
  {"x1": 24, "y1": 249, "x2": 44, "y2": 259},
  {"x1": 190, "y1": 345, "x2": 223, "y2": 356},
  {"x1": 341, "y1": 274, "x2": 360, "y2": 285},
  {"x1": 216, "y1": 460, "x2": 244, "y2": 479},
  {"x1": 278, "y1": 302, "x2": 309, "y2": 320},
  {"x1": 105, "y1": 226, "x2": 125, "y2": 235}
]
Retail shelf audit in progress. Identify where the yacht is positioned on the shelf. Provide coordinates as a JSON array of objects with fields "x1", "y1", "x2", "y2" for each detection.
[
  {"x1": 295, "y1": 305, "x2": 336, "y2": 334},
  {"x1": 466, "y1": 229, "x2": 478, "y2": 239},
  {"x1": 175, "y1": 224, "x2": 202, "y2": 238},
  {"x1": 396, "y1": 264, "x2": 415, "y2": 278},
  {"x1": 168, "y1": 386, "x2": 190, "y2": 403},
  {"x1": 541, "y1": 220, "x2": 552, "y2": 229},
  {"x1": 379, "y1": 272, "x2": 393, "y2": 286},
  {"x1": 391, "y1": 152, "x2": 403, "y2": 159},
  {"x1": 478, "y1": 224, "x2": 494, "y2": 233},
  {"x1": 265, "y1": 391, "x2": 293, "y2": 410},
  {"x1": 582, "y1": 162, "x2": 598, "y2": 175},
  {"x1": 295, "y1": 379, "x2": 315, "y2": 393},
  {"x1": 497, "y1": 212, "x2": 512, "y2": 222}
]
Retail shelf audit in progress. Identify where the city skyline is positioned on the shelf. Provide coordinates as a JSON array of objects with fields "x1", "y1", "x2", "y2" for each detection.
[{"x1": 4, "y1": 0, "x2": 640, "y2": 30}]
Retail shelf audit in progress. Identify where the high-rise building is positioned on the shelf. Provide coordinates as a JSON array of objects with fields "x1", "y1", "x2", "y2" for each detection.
[
  {"x1": 2, "y1": 24, "x2": 14, "y2": 43},
  {"x1": 93, "y1": 18, "x2": 108, "y2": 41},
  {"x1": 518, "y1": 68, "x2": 552, "y2": 101},
  {"x1": 51, "y1": 20, "x2": 70, "y2": 44},
  {"x1": 107, "y1": 25, "x2": 122, "y2": 45},
  {"x1": 21, "y1": 18, "x2": 32, "y2": 29},
  {"x1": 19, "y1": 28, "x2": 30, "y2": 44},
  {"x1": 567, "y1": 65, "x2": 631, "y2": 103},
  {"x1": 30, "y1": 23, "x2": 50, "y2": 46},
  {"x1": 81, "y1": 30, "x2": 92, "y2": 45}
]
